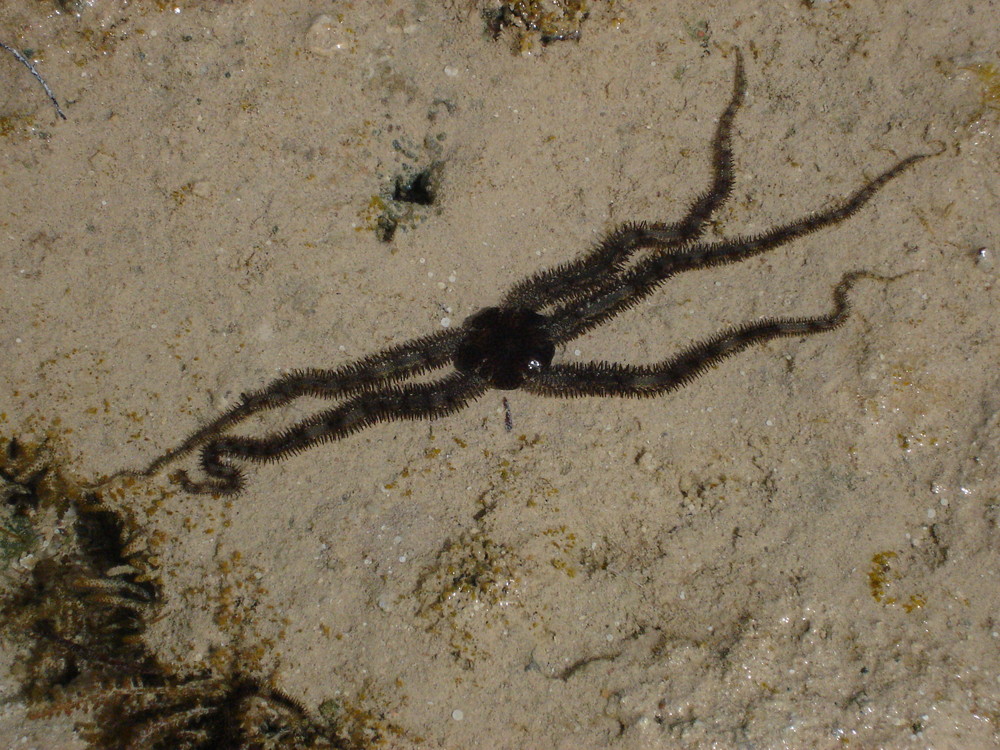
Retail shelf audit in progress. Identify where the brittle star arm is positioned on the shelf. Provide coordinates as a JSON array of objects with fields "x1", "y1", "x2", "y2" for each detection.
[
  {"x1": 140, "y1": 328, "x2": 463, "y2": 477},
  {"x1": 178, "y1": 372, "x2": 489, "y2": 494},
  {"x1": 522, "y1": 270, "x2": 878, "y2": 398},
  {"x1": 546, "y1": 151, "x2": 934, "y2": 342},
  {"x1": 500, "y1": 49, "x2": 746, "y2": 313}
]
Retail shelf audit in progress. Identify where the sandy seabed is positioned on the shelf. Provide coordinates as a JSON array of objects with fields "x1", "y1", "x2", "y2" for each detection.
[{"x1": 1, "y1": 1, "x2": 998, "y2": 748}]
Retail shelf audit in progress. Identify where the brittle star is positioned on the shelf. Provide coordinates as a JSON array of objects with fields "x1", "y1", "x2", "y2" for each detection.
[{"x1": 136, "y1": 49, "x2": 935, "y2": 495}]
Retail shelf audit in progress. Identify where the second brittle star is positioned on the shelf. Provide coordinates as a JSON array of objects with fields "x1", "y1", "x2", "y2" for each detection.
[{"x1": 134, "y1": 49, "x2": 937, "y2": 495}]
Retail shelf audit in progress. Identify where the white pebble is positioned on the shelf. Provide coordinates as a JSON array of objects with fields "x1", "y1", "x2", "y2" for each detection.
[{"x1": 452, "y1": 709, "x2": 464, "y2": 721}]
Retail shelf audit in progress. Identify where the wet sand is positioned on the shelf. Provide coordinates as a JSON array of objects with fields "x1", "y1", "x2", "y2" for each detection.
[{"x1": 1, "y1": 1, "x2": 998, "y2": 747}]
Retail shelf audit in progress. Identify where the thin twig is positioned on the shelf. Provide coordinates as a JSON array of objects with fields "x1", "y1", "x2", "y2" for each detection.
[{"x1": 1, "y1": 40, "x2": 67, "y2": 120}]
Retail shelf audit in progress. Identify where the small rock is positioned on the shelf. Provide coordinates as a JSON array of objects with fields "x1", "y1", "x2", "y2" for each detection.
[{"x1": 635, "y1": 448, "x2": 660, "y2": 474}]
